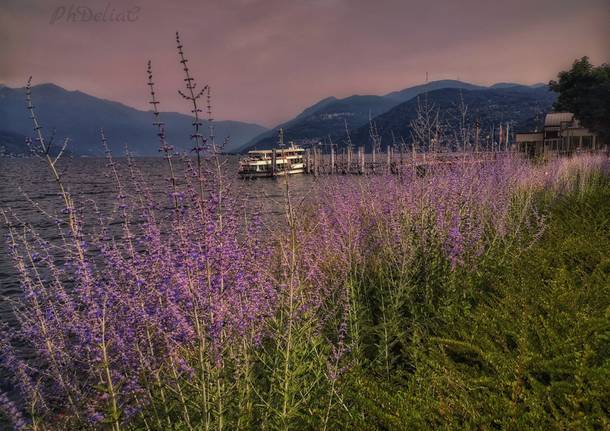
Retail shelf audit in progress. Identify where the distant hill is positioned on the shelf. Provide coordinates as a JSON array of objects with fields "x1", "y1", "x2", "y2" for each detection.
[
  {"x1": 240, "y1": 95, "x2": 397, "y2": 151},
  {"x1": 0, "y1": 128, "x2": 73, "y2": 157},
  {"x1": 490, "y1": 82, "x2": 549, "y2": 90},
  {"x1": 0, "y1": 129, "x2": 29, "y2": 156},
  {"x1": 0, "y1": 83, "x2": 267, "y2": 156},
  {"x1": 384, "y1": 79, "x2": 485, "y2": 102},
  {"x1": 241, "y1": 80, "x2": 536, "y2": 152},
  {"x1": 348, "y1": 85, "x2": 556, "y2": 150},
  {"x1": 231, "y1": 96, "x2": 339, "y2": 152}
]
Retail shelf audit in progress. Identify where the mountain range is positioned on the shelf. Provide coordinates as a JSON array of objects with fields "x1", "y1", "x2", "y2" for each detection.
[
  {"x1": 0, "y1": 80, "x2": 554, "y2": 156},
  {"x1": 241, "y1": 80, "x2": 554, "y2": 151},
  {"x1": 349, "y1": 85, "x2": 555, "y2": 150},
  {"x1": 240, "y1": 80, "x2": 487, "y2": 151},
  {"x1": 0, "y1": 83, "x2": 267, "y2": 156}
]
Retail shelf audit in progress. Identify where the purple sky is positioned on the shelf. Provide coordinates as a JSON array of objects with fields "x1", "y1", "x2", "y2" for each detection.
[{"x1": 1, "y1": 0, "x2": 609, "y2": 126}]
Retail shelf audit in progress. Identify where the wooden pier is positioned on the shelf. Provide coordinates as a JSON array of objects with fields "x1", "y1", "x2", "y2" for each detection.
[{"x1": 303, "y1": 146, "x2": 516, "y2": 176}]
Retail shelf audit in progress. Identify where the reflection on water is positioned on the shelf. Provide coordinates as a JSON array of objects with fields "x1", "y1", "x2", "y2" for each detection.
[{"x1": 0, "y1": 156, "x2": 325, "y2": 323}]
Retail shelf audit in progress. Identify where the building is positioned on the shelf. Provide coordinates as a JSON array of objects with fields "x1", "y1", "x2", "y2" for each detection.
[{"x1": 516, "y1": 112, "x2": 605, "y2": 157}]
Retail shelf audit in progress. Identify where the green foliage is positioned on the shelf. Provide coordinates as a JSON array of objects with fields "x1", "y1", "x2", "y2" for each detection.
[
  {"x1": 333, "y1": 181, "x2": 610, "y2": 430},
  {"x1": 549, "y1": 56, "x2": 610, "y2": 142}
]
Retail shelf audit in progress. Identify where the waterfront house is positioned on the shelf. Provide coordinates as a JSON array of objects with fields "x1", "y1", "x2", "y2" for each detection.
[{"x1": 516, "y1": 112, "x2": 605, "y2": 157}]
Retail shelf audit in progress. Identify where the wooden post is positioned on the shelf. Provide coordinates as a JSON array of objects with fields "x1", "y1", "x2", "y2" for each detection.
[
  {"x1": 306, "y1": 149, "x2": 311, "y2": 174},
  {"x1": 330, "y1": 146, "x2": 335, "y2": 175},
  {"x1": 386, "y1": 145, "x2": 391, "y2": 174},
  {"x1": 362, "y1": 147, "x2": 366, "y2": 174},
  {"x1": 412, "y1": 143, "x2": 416, "y2": 176},
  {"x1": 310, "y1": 148, "x2": 314, "y2": 175},
  {"x1": 272, "y1": 149, "x2": 277, "y2": 176},
  {"x1": 475, "y1": 122, "x2": 480, "y2": 153},
  {"x1": 347, "y1": 146, "x2": 352, "y2": 173},
  {"x1": 399, "y1": 145, "x2": 404, "y2": 170},
  {"x1": 319, "y1": 147, "x2": 323, "y2": 174},
  {"x1": 372, "y1": 145, "x2": 376, "y2": 173},
  {"x1": 318, "y1": 147, "x2": 321, "y2": 175},
  {"x1": 358, "y1": 146, "x2": 364, "y2": 174}
]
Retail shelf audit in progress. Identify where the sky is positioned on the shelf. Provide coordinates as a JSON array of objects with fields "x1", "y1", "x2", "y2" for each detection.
[{"x1": 1, "y1": 0, "x2": 609, "y2": 127}]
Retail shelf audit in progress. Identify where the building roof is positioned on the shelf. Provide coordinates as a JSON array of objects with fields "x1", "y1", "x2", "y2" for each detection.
[
  {"x1": 544, "y1": 112, "x2": 574, "y2": 127},
  {"x1": 247, "y1": 147, "x2": 305, "y2": 154}
]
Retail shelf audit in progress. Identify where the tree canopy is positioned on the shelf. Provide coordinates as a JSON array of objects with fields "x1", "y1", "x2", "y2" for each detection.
[{"x1": 549, "y1": 57, "x2": 610, "y2": 142}]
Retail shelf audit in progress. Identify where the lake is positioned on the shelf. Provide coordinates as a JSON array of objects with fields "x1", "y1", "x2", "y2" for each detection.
[{"x1": 0, "y1": 156, "x2": 323, "y2": 324}]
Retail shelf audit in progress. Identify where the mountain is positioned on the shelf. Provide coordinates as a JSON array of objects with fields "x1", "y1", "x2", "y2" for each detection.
[
  {"x1": 292, "y1": 96, "x2": 339, "y2": 122},
  {"x1": 1, "y1": 81, "x2": 554, "y2": 156},
  {"x1": 348, "y1": 85, "x2": 556, "y2": 149},
  {"x1": 490, "y1": 82, "x2": 549, "y2": 90},
  {"x1": 0, "y1": 128, "x2": 72, "y2": 157},
  {"x1": 490, "y1": 82, "x2": 528, "y2": 89},
  {"x1": 241, "y1": 80, "x2": 501, "y2": 152},
  {"x1": 232, "y1": 96, "x2": 339, "y2": 152},
  {"x1": 0, "y1": 129, "x2": 29, "y2": 156},
  {"x1": 385, "y1": 79, "x2": 485, "y2": 102},
  {"x1": 240, "y1": 95, "x2": 397, "y2": 151},
  {"x1": 0, "y1": 83, "x2": 267, "y2": 156}
]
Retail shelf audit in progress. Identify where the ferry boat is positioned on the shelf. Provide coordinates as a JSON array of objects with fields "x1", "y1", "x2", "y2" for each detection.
[{"x1": 238, "y1": 129, "x2": 306, "y2": 178}]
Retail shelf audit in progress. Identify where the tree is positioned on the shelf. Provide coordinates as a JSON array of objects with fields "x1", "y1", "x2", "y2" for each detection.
[{"x1": 549, "y1": 57, "x2": 610, "y2": 142}]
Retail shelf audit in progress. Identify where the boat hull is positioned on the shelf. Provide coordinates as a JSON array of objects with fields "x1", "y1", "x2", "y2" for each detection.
[{"x1": 239, "y1": 167, "x2": 305, "y2": 179}]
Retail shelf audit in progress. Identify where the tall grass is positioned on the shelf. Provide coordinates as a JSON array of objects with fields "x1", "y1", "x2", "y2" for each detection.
[{"x1": 2, "y1": 146, "x2": 607, "y2": 430}]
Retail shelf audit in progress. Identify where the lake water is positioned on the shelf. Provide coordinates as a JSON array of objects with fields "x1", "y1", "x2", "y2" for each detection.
[{"x1": 0, "y1": 156, "x2": 323, "y2": 325}]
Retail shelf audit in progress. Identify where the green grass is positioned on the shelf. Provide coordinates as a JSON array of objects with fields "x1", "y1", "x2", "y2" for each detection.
[{"x1": 336, "y1": 183, "x2": 610, "y2": 430}]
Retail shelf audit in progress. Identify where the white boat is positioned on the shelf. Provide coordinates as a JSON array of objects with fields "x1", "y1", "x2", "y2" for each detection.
[{"x1": 238, "y1": 129, "x2": 306, "y2": 178}]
